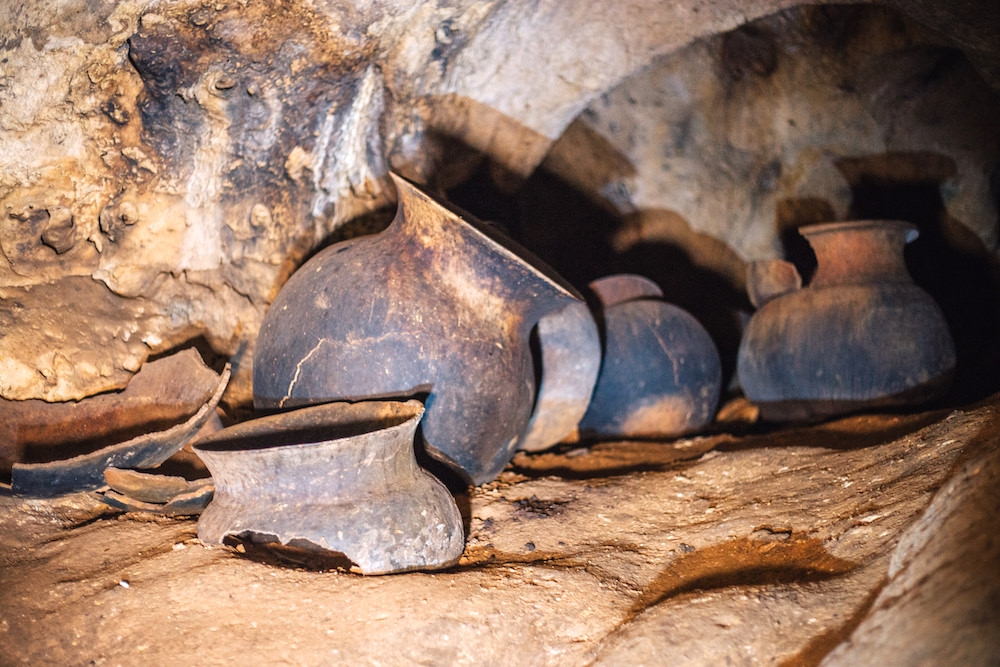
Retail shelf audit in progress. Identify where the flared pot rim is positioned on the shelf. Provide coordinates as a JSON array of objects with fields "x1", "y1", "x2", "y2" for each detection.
[
  {"x1": 799, "y1": 219, "x2": 919, "y2": 243},
  {"x1": 192, "y1": 399, "x2": 424, "y2": 455},
  {"x1": 388, "y1": 172, "x2": 582, "y2": 301}
]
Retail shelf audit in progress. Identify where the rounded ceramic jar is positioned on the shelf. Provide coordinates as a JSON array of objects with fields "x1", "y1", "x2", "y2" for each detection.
[
  {"x1": 738, "y1": 220, "x2": 956, "y2": 421},
  {"x1": 579, "y1": 275, "x2": 722, "y2": 439}
]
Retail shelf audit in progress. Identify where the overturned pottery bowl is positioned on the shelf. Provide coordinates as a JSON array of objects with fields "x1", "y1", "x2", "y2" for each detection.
[{"x1": 192, "y1": 399, "x2": 464, "y2": 575}]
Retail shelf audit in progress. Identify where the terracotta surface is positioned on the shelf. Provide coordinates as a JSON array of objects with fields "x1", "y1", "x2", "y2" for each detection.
[
  {"x1": 253, "y1": 176, "x2": 583, "y2": 484},
  {"x1": 738, "y1": 220, "x2": 955, "y2": 421}
]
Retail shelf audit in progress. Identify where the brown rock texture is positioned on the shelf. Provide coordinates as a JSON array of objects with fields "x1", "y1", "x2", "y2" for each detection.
[
  {"x1": 1, "y1": 396, "x2": 998, "y2": 663},
  {"x1": 546, "y1": 6, "x2": 1000, "y2": 263},
  {"x1": 2, "y1": 2, "x2": 999, "y2": 660}
]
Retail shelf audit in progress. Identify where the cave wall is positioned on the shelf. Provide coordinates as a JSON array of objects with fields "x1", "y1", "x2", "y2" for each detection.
[
  {"x1": 549, "y1": 7, "x2": 1000, "y2": 262},
  {"x1": 527, "y1": 5, "x2": 1000, "y2": 392},
  {"x1": 1, "y1": 0, "x2": 999, "y2": 407}
]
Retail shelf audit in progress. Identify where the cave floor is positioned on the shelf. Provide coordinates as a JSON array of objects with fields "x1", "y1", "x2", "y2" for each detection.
[{"x1": 2, "y1": 395, "x2": 999, "y2": 666}]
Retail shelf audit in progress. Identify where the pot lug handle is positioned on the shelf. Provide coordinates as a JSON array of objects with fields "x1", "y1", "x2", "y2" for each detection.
[{"x1": 746, "y1": 259, "x2": 802, "y2": 308}]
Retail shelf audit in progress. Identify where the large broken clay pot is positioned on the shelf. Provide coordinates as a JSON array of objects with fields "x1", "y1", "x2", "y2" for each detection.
[
  {"x1": 254, "y1": 174, "x2": 586, "y2": 484},
  {"x1": 193, "y1": 399, "x2": 464, "y2": 575},
  {"x1": 738, "y1": 220, "x2": 956, "y2": 421}
]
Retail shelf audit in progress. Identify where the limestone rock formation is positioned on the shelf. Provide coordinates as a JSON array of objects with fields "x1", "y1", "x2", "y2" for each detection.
[{"x1": 2, "y1": 0, "x2": 998, "y2": 406}]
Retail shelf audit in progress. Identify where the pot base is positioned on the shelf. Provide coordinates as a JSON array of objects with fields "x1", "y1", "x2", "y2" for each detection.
[{"x1": 754, "y1": 371, "x2": 954, "y2": 423}]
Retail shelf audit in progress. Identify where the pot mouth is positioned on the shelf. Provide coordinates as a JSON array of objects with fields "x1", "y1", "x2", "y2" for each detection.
[
  {"x1": 799, "y1": 219, "x2": 919, "y2": 244},
  {"x1": 192, "y1": 399, "x2": 423, "y2": 453}
]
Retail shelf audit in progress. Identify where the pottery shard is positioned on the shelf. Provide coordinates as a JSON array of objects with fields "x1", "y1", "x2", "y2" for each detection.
[
  {"x1": 746, "y1": 259, "x2": 801, "y2": 309},
  {"x1": 10, "y1": 362, "x2": 229, "y2": 497},
  {"x1": 0, "y1": 348, "x2": 220, "y2": 472}
]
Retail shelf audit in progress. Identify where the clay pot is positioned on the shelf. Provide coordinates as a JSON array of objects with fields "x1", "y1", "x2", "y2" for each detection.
[
  {"x1": 737, "y1": 220, "x2": 956, "y2": 421},
  {"x1": 578, "y1": 275, "x2": 722, "y2": 440},
  {"x1": 254, "y1": 173, "x2": 586, "y2": 484},
  {"x1": 193, "y1": 400, "x2": 464, "y2": 575}
]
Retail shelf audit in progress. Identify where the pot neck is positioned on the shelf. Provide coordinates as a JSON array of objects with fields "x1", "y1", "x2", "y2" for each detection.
[
  {"x1": 801, "y1": 220, "x2": 917, "y2": 288},
  {"x1": 387, "y1": 172, "x2": 582, "y2": 328},
  {"x1": 201, "y1": 419, "x2": 421, "y2": 498}
]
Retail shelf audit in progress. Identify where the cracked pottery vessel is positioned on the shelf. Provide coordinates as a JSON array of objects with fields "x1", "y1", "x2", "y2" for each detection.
[
  {"x1": 738, "y1": 220, "x2": 956, "y2": 422},
  {"x1": 578, "y1": 274, "x2": 722, "y2": 440},
  {"x1": 516, "y1": 300, "x2": 601, "y2": 452},
  {"x1": 254, "y1": 173, "x2": 589, "y2": 484},
  {"x1": 193, "y1": 399, "x2": 464, "y2": 575}
]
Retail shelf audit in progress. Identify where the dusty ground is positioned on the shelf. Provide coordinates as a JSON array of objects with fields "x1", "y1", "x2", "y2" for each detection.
[{"x1": 2, "y1": 395, "x2": 999, "y2": 666}]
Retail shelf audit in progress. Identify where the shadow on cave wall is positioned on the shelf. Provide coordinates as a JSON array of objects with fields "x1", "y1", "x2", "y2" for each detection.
[
  {"x1": 446, "y1": 146, "x2": 1000, "y2": 407},
  {"x1": 447, "y1": 163, "x2": 751, "y2": 388}
]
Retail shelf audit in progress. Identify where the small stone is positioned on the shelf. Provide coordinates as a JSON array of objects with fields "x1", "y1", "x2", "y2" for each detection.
[
  {"x1": 189, "y1": 8, "x2": 211, "y2": 26},
  {"x1": 40, "y1": 209, "x2": 76, "y2": 254}
]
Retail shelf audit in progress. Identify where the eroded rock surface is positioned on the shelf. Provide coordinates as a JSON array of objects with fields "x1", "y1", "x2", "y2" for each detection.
[
  {"x1": 1, "y1": 396, "x2": 997, "y2": 664},
  {"x1": 546, "y1": 6, "x2": 1000, "y2": 265}
]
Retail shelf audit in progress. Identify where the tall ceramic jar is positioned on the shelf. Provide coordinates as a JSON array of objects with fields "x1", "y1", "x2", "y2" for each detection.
[
  {"x1": 254, "y1": 174, "x2": 587, "y2": 485},
  {"x1": 737, "y1": 220, "x2": 956, "y2": 421}
]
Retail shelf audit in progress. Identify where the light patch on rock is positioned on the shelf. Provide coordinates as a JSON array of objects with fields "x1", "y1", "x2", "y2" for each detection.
[{"x1": 311, "y1": 65, "x2": 390, "y2": 226}]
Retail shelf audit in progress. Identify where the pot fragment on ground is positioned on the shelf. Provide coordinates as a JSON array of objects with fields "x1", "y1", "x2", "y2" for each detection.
[
  {"x1": 0, "y1": 348, "x2": 222, "y2": 474},
  {"x1": 517, "y1": 301, "x2": 602, "y2": 452},
  {"x1": 99, "y1": 467, "x2": 214, "y2": 516},
  {"x1": 10, "y1": 361, "x2": 230, "y2": 498}
]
